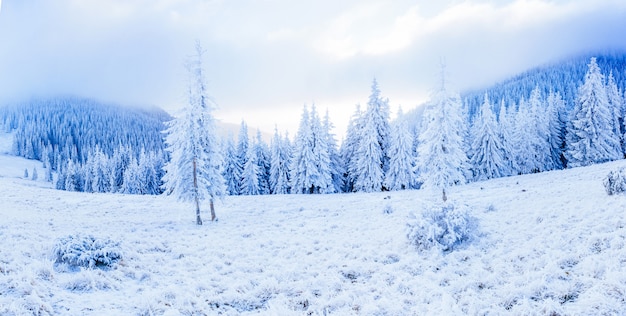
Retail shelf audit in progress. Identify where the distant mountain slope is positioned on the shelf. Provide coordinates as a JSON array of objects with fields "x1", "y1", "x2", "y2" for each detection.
[{"x1": 461, "y1": 51, "x2": 626, "y2": 117}]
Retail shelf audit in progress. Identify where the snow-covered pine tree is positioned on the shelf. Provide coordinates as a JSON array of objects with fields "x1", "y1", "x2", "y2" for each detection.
[
  {"x1": 340, "y1": 104, "x2": 364, "y2": 192},
  {"x1": 236, "y1": 121, "x2": 249, "y2": 195},
  {"x1": 546, "y1": 90, "x2": 567, "y2": 169},
  {"x1": 497, "y1": 100, "x2": 516, "y2": 176},
  {"x1": 528, "y1": 86, "x2": 553, "y2": 171},
  {"x1": 139, "y1": 150, "x2": 160, "y2": 195},
  {"x1": 290, "y1": 105, "x2": 317, "y2": 194},
  {"x1": 222, "y1": 133, "x2": 241, "y2": 195},
  {"x1": 240, "y1": 140, "x2": 260, "y2": 195},
  {"x1": 384, "y1": 106, "x2": 415, "y2": 190},
  {"x1": 253, "y1": 129, "x2": 271, "y2": 195},
  {"x1": 120, "y1": 156, "x2": 142, "y2": 195},
  {"x1": 309, "y1": 104, "x2": 333, "y2": 194},
  {"x1": 566, "y1": 57, "x2": 622, "y2": 168},
  {"x1": 417, "y1": 66, "x2": 468, "y2": 201},
  {"x1": 365, "y1": 79, "x2": 391, "y2": 188},
  {"x1": 323, "y1": 109, "x2": 344, "y2": 193},
  {"x1": 469, "y1": 94, "x2": 508, "y2": 181},
  {"x1": 269, "y1": 127, "x2": 290, "y2": 194},
  {"x1": 23, "y1": 168, "x2": 28, "y2": 179},
  {"x1": 162, "y1": 42, "x2": 225, "y2": 225},
  {"x1": 607, "y1": 71, "x2": 624, "y2": 155},
  {"x1": 64, "y1": 160, "x2": 81, "y2": 192},
  {"x1": 31, "y1": 167, "x2": 38, "y2": 181},
  {"x1": 354, "y1": 105, "x2": 385, "y2": 193},
  {"x1": 513, "y1": 97, "x2": 540, "y2": 174}
]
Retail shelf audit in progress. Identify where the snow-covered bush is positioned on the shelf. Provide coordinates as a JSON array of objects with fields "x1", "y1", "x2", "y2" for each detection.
[
  {"x1": 406, "y1": 202, "x2": 477, "y2": 252},
  {"x1": 603, "y1": 167, "x2": 626, "y2": 195},
  {"x1": 53, "y1": 235, "x2": 122, "y2": 270}
]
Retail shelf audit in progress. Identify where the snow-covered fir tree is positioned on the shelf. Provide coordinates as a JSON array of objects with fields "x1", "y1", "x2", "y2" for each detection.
[
  {"x1": 566, "y1": 57, "x2": 622, "y2": 168},
  {"x1": 269, "y1": 127, "x2": 290, "y2": 194},
  {"x1": 236, "y1": 121, "x2": 249, "y2": 195},
  {"x1": 222, "y1": 133, "x2": 241, "y2": 195},
  {"x1": 290, "y1": 105, "x2": 317, "y2": 194},
  {"x1": 384, "y1": 106, "x2": 415, "y2": 190},
  {"x1": 340, "y1": 104, "x2": 364, "y2": 192},
  {"x1": 323, "y1": 109, "x2": 344, "y2": 193},
  {"x1": 528, "y1": 86, "x2": 553, "y2": 172},
  {"x1": 469, "y1": 94, "x2": 508, "y2": 181},
  {"x1": 253, "y1": 129, "x2": 271, "y2": 195},
  {"x1": 546, "y1": 90, "x2": 567, "y2": 169},
  {"x1": 120, "y1": 156, "x2": 142, "y2": 195},
  {"x1": 497, "y1": 100, "x2": 516, "y2": 176},
  {"x1": 513, "y1": 97, "x2": 541, "y2": 174},
  {"x1": 417, "y1": 67, "x2": 468, "y2": 201},
  {"x1": 240, "y1": 139, "x2": 260, "y2": 196},
  {"x1": 353, "y1": 105, "x2": 385, "y2": 193},
  {"x1": 606, "y1": 71, "x2": 624, "y2": 154},
  {"x1": 309, "y1": 104, "x2": 333, "y2": 194},
  {"x1": 162, "y1": 42, "x2": 225, "y2": 225}
]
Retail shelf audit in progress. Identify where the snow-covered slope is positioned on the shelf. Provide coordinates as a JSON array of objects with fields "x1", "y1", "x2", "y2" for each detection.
[{"x1": 1, "y1": 146, "x2": 626, "y2": 314}]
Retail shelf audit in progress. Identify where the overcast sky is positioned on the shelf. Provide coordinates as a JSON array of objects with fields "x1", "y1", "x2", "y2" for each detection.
[{"x1": 1, "y1": 0, "x2": 626, "y2": 138}]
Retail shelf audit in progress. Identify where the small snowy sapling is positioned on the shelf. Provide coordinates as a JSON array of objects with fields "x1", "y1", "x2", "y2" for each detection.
[
  {"x1": 407, "y1": 202, "x2": 477, "y2": 252},
  {"x1": 53, "y1": 234, "x2": 122, "y2": 270}
]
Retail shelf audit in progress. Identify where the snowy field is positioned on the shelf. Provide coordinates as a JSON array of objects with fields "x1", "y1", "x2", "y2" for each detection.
[{"x1": 2, "y1": 147, "x2": 626, "y2": 315}]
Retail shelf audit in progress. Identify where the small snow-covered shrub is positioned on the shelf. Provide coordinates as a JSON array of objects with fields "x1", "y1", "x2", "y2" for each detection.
[
  {"x1": 604, "y1": 167, "x2": 626, "y2": 195},
  {"x1": 53, "y1": 234, "x2": 122, "y2": 270},
  {"x1": 406, "y1": 202, "x2": 477, "y2": 252}
]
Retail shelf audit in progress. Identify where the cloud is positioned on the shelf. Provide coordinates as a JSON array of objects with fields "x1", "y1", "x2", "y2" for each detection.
[{"x1": 1, "y1": 0, "x2": 625, "y2": 139}]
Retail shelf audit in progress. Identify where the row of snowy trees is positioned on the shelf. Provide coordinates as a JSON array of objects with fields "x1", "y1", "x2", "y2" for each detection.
[
  {"x1": 54, "y1": 146, "x2": 165, "y2": 195},
  {"x1": 218, "y1": 57, "x2": 626, "y2": 196},
  {"x1": 3, "y1": 52, "x2": 625, "y2": 201}
]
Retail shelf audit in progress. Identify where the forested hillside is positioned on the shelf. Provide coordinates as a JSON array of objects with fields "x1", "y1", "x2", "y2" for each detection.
[
  {"x1": 0, "y1": 97, "x2": 169, "y2": 194},
  {"x1": 461, "y1": 51, "x2": 626, "y2": 118}
]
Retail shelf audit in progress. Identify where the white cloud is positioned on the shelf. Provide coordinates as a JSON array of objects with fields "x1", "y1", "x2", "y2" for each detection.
[{"x1": 1, "y1": 0, "x2": 625, "y2": 138}]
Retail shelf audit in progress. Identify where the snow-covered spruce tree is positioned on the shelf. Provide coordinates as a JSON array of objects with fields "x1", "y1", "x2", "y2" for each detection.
[
  {"x1": 354, "y1": 104, "x2": 385, "y2": 193},
  {"x1": 497, "y1": 100, "x2": 517, "y2": 176},
  {"x1": 290, "y1": 105, "x2": 317, "y2": 194},
  {"x1": 323, "y1": 109, "x2": 344, "y2": 193},
  {"x1": 384, "y1": 106, "x2": 415, "y2": 190},
  {"x1": 162, "y1": 42, "x2": 225, "y2": 225},
  {"x1": 606, "y1": 71, "x2": 624, "y2": 155},
  {"x1": 31, "y1": 167, "x2": 38, "y2": 181},
  {"x1": 253, "y1": 129, "x2": 271, "y2": 195},
  {"x1": 469, "y1": 94, "x2": 508, "y2": 181},
  {"x1": 309, "y1": 104, "x2": 333, "y2": 194},
  {"x1": 240, "y1": 138, "x2": 260, "y2": 195},
  {"x1": 91, "y1": 146, "x2": 112, "y2": 193},
  {"x1": 139, "y1": 150, "x2": 161, "y2": 195},
  {"x1": 352, "y1": 80, "x2": 391, "y2": 192},
  {"x1": 222, "y1": 133, "x2": 241, "y2": 195},
  {"x1": 340, "y1": 104, "x2": 364, "y2": 192},
  {"x1": 566, "y1": 57, "x2": 622, "y2": 168},
  {"x1": 235, "y1": 121, "x2": 249, "y2": 195},
  {"x1": 546, "y1": 90, "x2": 567, "y2": 169},
  {"x1": 513, "y1": 97, "x2": 541, "y2": 174},
  {"x1": 416, "y1": 68, "x2": 469, "y2": 201},
  {"x1": 269, "y1": 127, "x2": 290, "y2": 194},
  {"x1": 120, "y1": 156, "x2": 142, "y2": 195}
]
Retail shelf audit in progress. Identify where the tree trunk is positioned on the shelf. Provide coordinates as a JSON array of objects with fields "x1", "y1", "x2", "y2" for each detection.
[
  {"x1": 209, "y1": 198, "x2": 216, "y2": 221},
  {"x1": 442, "y1": 188, "x2": 447, "y2": 202},
  {"x1": 193, "y1": 158, "x2": 202, "y2": 225}
]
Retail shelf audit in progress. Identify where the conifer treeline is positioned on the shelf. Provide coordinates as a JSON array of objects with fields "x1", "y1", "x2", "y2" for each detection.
[{"x1": 1, "y1": 54, "x2": 625, "y2": 196}]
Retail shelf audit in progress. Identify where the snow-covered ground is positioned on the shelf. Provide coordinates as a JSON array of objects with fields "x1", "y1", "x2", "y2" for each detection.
[{"x1": 1, "y1": 136, "x2": 626, "y2": 314}]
